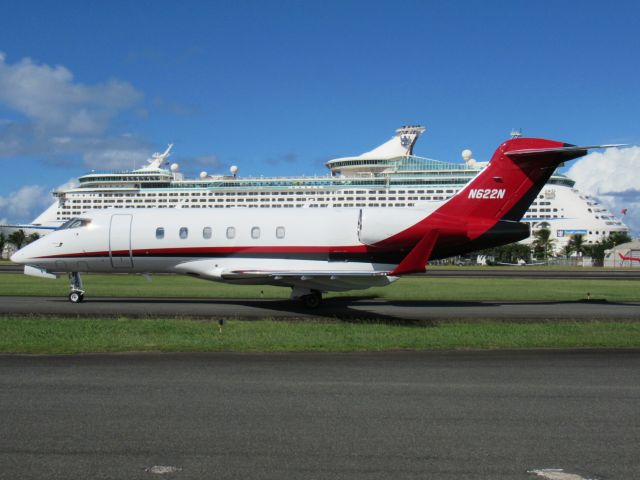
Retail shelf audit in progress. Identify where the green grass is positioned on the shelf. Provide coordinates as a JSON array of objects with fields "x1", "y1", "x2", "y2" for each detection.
[
  {"x1": 1, "y1": 273, "x2": 638, "y2": 302},
  {"x1": 1, "y1": 316, "x2": 639, "y2": 354},
  {"x1": 2, "y1": 271, "x2": 638, "y2": 354}
]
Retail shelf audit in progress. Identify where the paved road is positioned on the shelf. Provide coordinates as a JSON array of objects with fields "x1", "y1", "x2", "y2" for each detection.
[
  {"x1": 0, "y1": 264, "x2": 23, "y2": 273},
  {"x1": 1, "y1": 295, "x2": 639, "y2": 321},
  {"x1": 0, "y1": 350, "x2": 638, "y2": 479}
]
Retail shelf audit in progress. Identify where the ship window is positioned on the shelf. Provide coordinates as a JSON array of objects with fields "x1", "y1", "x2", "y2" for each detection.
[
  {"x1": 226, "y1": 226, "x2": 236, "y2": 239},
  {"x1": 179, "y1": 227, "x2": 188, "y2": 239},
  {"x1": 156, "y1": 227, "x2": 165, "y2": 239},
  {"x1": 203, "y1": 227, "x2": 212, "y2": 239},
  {"x1": 251, "y1": 226, "x2": 260, "y2": 239}
]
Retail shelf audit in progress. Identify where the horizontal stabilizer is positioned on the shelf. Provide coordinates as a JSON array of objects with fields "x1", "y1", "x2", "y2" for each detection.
[{"x1": 505, "y1": 144, "x2": 624, "y2": 157}]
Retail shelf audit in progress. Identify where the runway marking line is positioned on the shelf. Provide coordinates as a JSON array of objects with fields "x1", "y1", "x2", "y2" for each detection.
[
  {"x1": 528, "y1": 468, "x2": 594, "y2": 480},
  {"x1": 144, "y1": 465, "x2": 182, "y2": 475}
]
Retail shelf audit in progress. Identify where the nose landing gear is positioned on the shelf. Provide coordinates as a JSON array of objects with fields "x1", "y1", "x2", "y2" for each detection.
[{"x1": 68, "y1": 272, "x2": 85, "y2": 303}]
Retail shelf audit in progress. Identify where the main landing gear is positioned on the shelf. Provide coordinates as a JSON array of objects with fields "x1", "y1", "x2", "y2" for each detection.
[
  {"x1": 291, "y1": 287, "x2": 323, "y2": 309},
  {"x1": 68, "y1": 272, "x2": 85, "y2": 303}
]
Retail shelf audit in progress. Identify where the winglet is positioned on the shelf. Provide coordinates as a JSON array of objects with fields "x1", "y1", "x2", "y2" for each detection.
[{"x1": 390, "y1": 229, "x2": 439, "y2": 276}]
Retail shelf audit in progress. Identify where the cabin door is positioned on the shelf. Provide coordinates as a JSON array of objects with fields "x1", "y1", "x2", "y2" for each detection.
[{"x1": 109, "y1": 214, "x2": 133, "y2": 268}]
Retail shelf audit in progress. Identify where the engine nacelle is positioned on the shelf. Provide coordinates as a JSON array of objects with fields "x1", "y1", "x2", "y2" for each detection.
[{"x1": 358, "y1": 208, "x2": 436, "y2": 246}]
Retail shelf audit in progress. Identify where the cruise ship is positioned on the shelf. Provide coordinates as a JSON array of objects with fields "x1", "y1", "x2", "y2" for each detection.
[{"x1": 28, "y1": 126, "x2": 629, "y2": 252}]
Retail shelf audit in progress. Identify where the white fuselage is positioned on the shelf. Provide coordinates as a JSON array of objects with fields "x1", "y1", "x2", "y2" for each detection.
[{"x1": 13, "y1": 206, "x2": 439, "y2": 292}]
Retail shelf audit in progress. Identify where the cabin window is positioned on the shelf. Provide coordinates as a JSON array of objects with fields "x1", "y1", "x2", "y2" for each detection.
[
  {"x1": 203, "y1": 227, "x2": 212, "y2": 239},
  {"x1": 226, "y1": 226, "x2": 236, "y2": 239},
  {"x1": 179, "y1": 227, "x2": 188, "y2": 239},
  {"x1": 156, "y1": 227, "x2": 165, "y2": 239},
  {"x1": 251, "y1": 226, "x2": 260, "y2": 239},
  {"x1": 276, "y1": 226, "x2": 285, "y2": 239}
]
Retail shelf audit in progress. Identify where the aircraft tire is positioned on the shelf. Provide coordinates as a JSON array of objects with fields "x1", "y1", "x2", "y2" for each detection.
[
  {"x1": 301, "y1": 291, "x2": 322, "y2": 309},
  {"x1": 69, "y1": 291, "x2": 84, "y2": 303}
]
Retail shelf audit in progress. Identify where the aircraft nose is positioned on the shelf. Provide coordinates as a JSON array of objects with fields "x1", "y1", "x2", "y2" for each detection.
[
  {"x1": 10, "y1": 247, "x2": 27, "y2": 264},
  {"x1": 10, "y1": 248, "x2": 25, "y2": 264},
  {"x1": 10, "y1": 242, "x2": 36, "y2": 264}
]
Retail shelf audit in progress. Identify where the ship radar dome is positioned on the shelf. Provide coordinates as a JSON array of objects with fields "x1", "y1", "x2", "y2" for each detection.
[
  {"x1": 230, "y1": 165, "x2": 238, "y2": 176},
  {"x1": 170, "y1": 163, "x2": 179, "y2": 172},
  {"x1": 461, "y1": 149, "x2": 473, "y2": 162},
  {"x1": 200, "y1": 171, "x2": 208, "y2": 179}
]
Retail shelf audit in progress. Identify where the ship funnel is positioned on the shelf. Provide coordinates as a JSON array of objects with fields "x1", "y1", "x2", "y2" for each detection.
[
  {"x1": 395, "y1": 125, "x2": 426, "y2": 156},
  {"x1": 325, "y1": 125, "x2": 426, "y2": 173},
  {"x1": 140, "y1": 143, "x2": 174, "y2": 171}
]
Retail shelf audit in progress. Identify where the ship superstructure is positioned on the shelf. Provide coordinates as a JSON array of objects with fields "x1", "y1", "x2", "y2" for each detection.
[{"x1": 30, "y1": 126, "x2": 629, "y2": 252}]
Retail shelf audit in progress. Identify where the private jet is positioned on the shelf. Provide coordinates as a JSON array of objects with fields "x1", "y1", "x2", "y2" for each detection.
[{"x1": 11, "y1": 137, "x2": 614, "y2": 307}]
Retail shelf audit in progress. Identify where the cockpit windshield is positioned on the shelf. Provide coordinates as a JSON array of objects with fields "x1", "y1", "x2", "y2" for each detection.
[{"x1": 57, "y1": 218, "x2": 91, "y2": 230}]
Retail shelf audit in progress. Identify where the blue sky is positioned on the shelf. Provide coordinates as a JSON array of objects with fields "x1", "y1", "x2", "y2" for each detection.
[{"x1": 1, "y1": 0, "x2": 639, "y2": 231}]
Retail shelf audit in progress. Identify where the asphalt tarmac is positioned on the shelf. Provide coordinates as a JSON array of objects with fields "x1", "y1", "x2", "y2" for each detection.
[
  {"x1": 1, "y1": 295, "x2": 639, "y2": 321},
  {"x1": 1, "y1": 350, "x2": 638, "y2": 479}
]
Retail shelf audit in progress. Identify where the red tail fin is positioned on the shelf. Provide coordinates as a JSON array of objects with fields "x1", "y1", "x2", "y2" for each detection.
[
  {"x1": 436, "y1": 138, "x2": 588, "y2": 222},
  {"x1": 376, "y1": 137, "x2": 601, "y2": 271}
]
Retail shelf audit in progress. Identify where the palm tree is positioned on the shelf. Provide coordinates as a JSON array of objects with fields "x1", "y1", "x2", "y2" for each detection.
[
  {"x1": 590, "y1": 231, "x2": 633, "y2": 266},
  {"x1": 532, "y1": 228, "x2": 555, "y2": 262},
  {"x1": 8, "y1": 229, "x2": 27, "y2": 250},
  {"x1": 568, "y1": 234, "x2": 587, "y2": 257},
  {"x1": 608, "y1": 231, "x2": 632, "y2": 247},
  {"x1": 560, "y1": 243, "x2": 574, "y2": 259},
  {"x1": 26, "y1": 233, "x2": 41, "y2": 244}
]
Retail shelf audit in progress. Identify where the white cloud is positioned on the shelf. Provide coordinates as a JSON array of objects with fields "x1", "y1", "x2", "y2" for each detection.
[
  {"x1": 0, "y1": 184, "x2": 51, "y2": 224},
  {"x1": 566, "y1": 146, "x2": 640, "y2": 235},
  {"x1": 83, "y1": 145, "x2": 150, "y2": 170},
  {"x1": 0, "y1": 53, "x2": 149, "y2": 167},
  {"x1": 0, "y1": 53, "x2": 142, "y2": 135}
]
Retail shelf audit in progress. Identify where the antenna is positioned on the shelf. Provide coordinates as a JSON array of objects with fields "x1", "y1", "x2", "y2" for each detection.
[{"x1": 510, "y1": 129, "x2": 522, "y2": 139}]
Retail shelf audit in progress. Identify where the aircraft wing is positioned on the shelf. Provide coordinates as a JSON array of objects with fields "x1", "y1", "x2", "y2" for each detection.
[
  {"x1": 173, "y1": 260, "x2": 397, "y2": 291},
  {"x1": 221, "y1": 270, "x2": 396, "y2": 291},
  {"x1": 221, "y1": 270, "x2": 391, "y2": 280}
]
